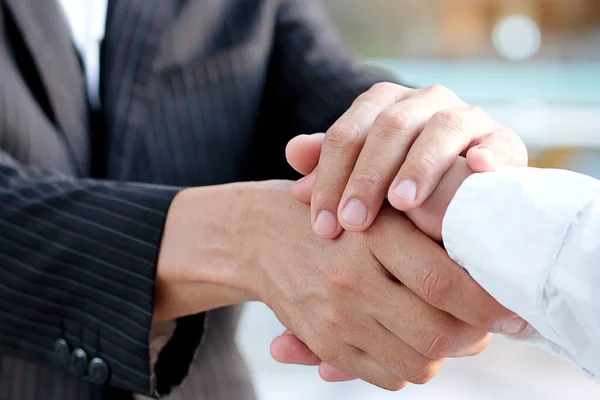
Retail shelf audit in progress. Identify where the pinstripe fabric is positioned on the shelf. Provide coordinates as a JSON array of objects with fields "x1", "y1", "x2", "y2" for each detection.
[{"x1": 0, "y1": 0, "x2": 394, "y2": 398}]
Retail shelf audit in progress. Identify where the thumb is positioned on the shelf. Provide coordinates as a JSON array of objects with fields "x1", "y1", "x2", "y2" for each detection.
[
  {"x1": 290, "y1": 170, "x2": 316, "y2": 205},
  {"x1": 269, "y1": 330, "x2": 356, "y2": 382},
  {"x1": 286, "y1": 133, "x2": 325, "y2": 205},
  {"x1": 285, "y1": 133, "x2": 325, "y2": 175},
  {"x1": 270, "y1": 329, "x2": 321, "y2": 365}
]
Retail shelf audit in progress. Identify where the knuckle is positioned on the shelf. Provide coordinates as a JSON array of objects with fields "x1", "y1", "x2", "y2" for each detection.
[
  {"x1": 466, "y1": 104, "x2": 483, "y2": 116},
  {"x1": 370, "y1": 81, "x2": 396, "y2": 94},
  {"x1": 354, "y1": 82, "x2": 398, "y2": 109},
  {"x1": 431, "y1": 109, "x2": 466, "y2": 133},
  {"x1": 377, "y1": 109, "x2": 412, "y2": 134},
  {"x1": 408, "y1": 150, "x2": 441, "y2": 178},
  {"x1": 353, "y1": 91, "x2": 372, "y2": 106},
  {"x1": 422, "y1": 84, "x2": 454, "y2": 98},
  {"x1": 418, "y1": 331, "x2": 451, "y2": 359},
  {"x1": 353, "y1": 97, "x2": 383, "y2": 117},
  {"x1": 351, "y1": 166, "x2": 385, "y2": 188},
  {"x1": 327, "y1": 270, "x2": 352, "y2": 293},
  {"x1": 408, "y1": 362, "x2": 437, "y2": 385},
  {"x1": 320, "y1": 304, "x2": 345, "y2": 331},
  {"x1": 416, "y1": 268, "x2": 454, "y2": 307},
  {"x1": 326, "y1": 124, "x2": 363, "y2": 150}
]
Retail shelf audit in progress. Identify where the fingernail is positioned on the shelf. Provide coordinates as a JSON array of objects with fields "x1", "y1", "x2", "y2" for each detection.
[
  {"x1": 314, "y1": 211, "x2": 338, "y2": 236},
  {"x1": 501, "y1": 317, "x2": 527, "y2": 334},
  {"x1": 392, "y1": 180, "x2": 417, "y2": 201},
  {"x1": 341, "y1": 199, "x2": 368, "y2": 226}
]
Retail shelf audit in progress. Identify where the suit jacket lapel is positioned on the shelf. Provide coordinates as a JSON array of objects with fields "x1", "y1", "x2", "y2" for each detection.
[{"x1": 3, "y1": 0, "x2": 90, "y2": 175}]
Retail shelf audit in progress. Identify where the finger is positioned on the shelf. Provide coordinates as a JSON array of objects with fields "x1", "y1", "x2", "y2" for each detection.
[
  {"x1": 270, "y1": 332, "x2": 322, "y2": 365},
  {"x1": 369, "y1": 212, "x2": 527, "y2": 334},
  {"x1": 311, "y1": 83, "x2": 413, "y2": 238},
  {"x1": 319, "y1": 345, "x2": 408, "y2": 391},
  {"x1": 352, "y1": 318, "x2": 446, "y2": 385},
  {"x1": 286, "y1": 133, "x2": 325, "y2": 175},
  {"x1": 287, "y1": 133, "x2": 326, "y2": 203},
  {"x1": 337, "y1": 86, "x2": 462, "y2": 232},
  {"x1": 371, "y1": 277, "x2": 491, "y2": 359},
  {"x1": 290, "y1": 169, "x2": 316, "y2": 204},
  {"x1": 405, "y1": 157, "x2": 472, "y2": 242},
  {"x1": 318, "y1": 362, "x2": 356, "y2": 382},
  {"x1": 388, "y1": 105, "x2": 496, "y2": 212},
  {"x1": 466, "y1": 127, "x2": 528, "y2": 173},
  {"x1": 270, "y1": 334, "x2": 380, "y2": 385}
]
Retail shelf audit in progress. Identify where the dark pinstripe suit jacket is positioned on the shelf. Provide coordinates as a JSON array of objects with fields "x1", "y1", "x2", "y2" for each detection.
[{"x1": 0, "y1": 0, "x2": 391, "y2": 398}]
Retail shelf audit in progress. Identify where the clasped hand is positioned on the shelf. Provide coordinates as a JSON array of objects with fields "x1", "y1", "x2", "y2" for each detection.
[{"x1": 266, "y1": 83, "x2": 528, "y2": 389}]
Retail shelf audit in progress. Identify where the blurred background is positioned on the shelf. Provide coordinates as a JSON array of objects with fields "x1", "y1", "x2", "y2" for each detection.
[{"x1": 236, "y1": 1, "x2": 600, "y2": 399}]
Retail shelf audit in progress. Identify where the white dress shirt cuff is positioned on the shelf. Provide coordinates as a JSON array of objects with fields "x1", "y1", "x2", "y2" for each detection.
[{"x1": 442, "y1": 167, "x2": 600, "y2": 380}]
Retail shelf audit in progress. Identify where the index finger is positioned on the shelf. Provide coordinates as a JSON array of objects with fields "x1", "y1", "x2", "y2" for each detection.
[{"x1": 311, "y1": 83, "x2": 413, "y2": 238}]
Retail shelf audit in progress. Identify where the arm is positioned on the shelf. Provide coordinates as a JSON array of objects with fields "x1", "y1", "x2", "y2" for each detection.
[
  {"x1": 0, "y1": 152, "x2": 253, "y2": 395},
  {"x1": 2, "y1": 148, "x2": 519, "y2": 394},
  {"x1": 269, "y1": 0, "x2": 395, "y2": 134},
  {"x1": 0, "y1": 151, "x2": 177, "y2": 394},
  {"x1": 250, "y1": 0, "x2": 395, "y2": 181},
  {"x1": 442, "y1": 166, "x2": 600, "y2": 380}
]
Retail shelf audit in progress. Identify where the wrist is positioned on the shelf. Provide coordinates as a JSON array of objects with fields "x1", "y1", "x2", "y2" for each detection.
[
  {"x1": 154, "y1": 183, "x2": 266, "y2": 321},
  {"x1": 221, "y1": 180, "x2": 313, "y2": 306}
]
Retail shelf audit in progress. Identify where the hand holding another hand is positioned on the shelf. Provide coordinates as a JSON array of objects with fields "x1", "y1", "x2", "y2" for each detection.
[
  {"x1": 269, "y1": 83, "x2": 529, "y2": 386},
  {"x1": 271, "y1": 135, "x2": 493, "y2": 385},
  {"x1": 245, "y1": 184, "x2": 517, "y2": 390},
  {"x1": 286, "y1": 132, "x2": 474, "y2": 242},
  {"x1": 297, "y1": 82, "x2": 526, "y2": 239}
]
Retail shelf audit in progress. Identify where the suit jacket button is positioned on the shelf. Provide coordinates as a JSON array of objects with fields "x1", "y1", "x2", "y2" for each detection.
[
  {"x1": 70, "y1": 348, "x2": 89, "y2": 375},
  {"x1": 52, "y1": 339, "x2": 71, "y2": 367},
  {"x1": 88, "y1": 357, "x2": 110, "y2": 385}
]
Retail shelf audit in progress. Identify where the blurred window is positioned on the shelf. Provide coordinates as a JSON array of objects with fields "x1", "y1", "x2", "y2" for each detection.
[{"x1": 324, "y1": 0, "x2": 600, "y2": 171}]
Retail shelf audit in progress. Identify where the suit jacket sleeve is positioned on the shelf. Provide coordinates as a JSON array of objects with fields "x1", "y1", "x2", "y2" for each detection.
[
  {"x1": 0, "y1": 150, "x2": 181, "y2": 395},
  {"x1": 271, "y1": 0, "x2": 397, "y2": 133},
  {"x1": 251, "y1": 0, "x2": 399, "y2": 180}
]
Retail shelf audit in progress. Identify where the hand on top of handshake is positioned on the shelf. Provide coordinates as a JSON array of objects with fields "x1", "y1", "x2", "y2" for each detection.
[{"x1": 265, "y1": 83, "x2": 529, "y2": 390}]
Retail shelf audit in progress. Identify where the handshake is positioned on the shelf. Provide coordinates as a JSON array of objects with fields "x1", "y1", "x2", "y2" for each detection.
[
  {"x1": 156, "y1": 83, "x2": 531, "y2": 391},
  {"x1": 266, "y1": 133, "x2": 526, "y2": 388}
]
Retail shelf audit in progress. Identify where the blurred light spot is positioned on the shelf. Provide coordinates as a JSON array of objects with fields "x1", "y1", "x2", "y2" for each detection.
[{"x1": 492, "y1": 15, "x2": 542, "y2": 61}]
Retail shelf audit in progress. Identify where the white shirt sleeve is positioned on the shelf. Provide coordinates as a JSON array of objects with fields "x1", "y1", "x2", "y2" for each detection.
[{"x1": 442, "y1": 167, "x2": 600, "y2": 380}]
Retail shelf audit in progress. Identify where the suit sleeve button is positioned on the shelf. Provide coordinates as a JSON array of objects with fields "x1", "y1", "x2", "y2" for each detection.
[
  {"x1": 52, "y1": 338, "x2": 70, "y2": 367},
  {"x1": 70, "y1": 348, "x2": 89, "y2": 376},
  {"x1": 88, "y1": 357, "x2": 110, "y2": 385}
]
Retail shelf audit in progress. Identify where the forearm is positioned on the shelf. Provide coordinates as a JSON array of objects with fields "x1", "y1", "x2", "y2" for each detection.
[
  {"x1": 1, "y1": 149, "x2": 289, "y2": 394},
  {"x1": 153, "y1": 184, "x2": 260, "y2": 322}
]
